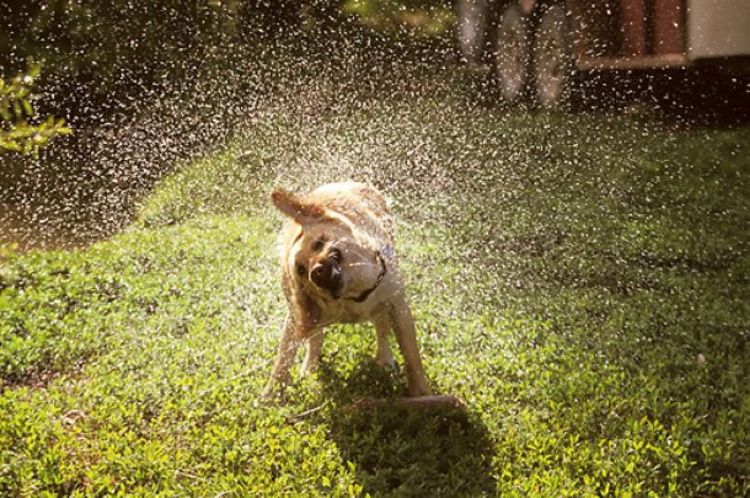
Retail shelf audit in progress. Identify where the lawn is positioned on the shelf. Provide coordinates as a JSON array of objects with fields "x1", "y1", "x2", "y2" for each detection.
[{"x1": 1, "y1": 79, "x2": 748, "y2": 496}]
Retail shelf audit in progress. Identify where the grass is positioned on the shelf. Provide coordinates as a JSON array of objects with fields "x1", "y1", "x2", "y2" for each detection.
[{"x1": 1, "y1": 80, "x2": 749, "y2": 496}]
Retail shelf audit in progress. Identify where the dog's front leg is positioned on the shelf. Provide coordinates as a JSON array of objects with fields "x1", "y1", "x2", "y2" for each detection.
[
  {"x1": 300, "y1": 328, "x2": 324, "y2": 375},
  {"x1": 374, "y1": 313, "x2": 396, "y2": 368},
  {"x1": 263, "y1": 314, "x2": 301, "y2": 397},
  {"x1": 389, "y1": 295, "x2": 432, "y2": 397}
]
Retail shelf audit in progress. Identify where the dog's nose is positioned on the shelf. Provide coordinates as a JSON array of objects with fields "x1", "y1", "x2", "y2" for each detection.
[{"x1": 310, "y1": 260, "x2": 342, "y2": 294}]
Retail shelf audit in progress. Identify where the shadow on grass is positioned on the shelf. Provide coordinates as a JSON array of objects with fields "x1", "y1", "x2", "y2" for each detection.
[{"x1": 318, "y1": 361, "x2": 497, "y2": 496}]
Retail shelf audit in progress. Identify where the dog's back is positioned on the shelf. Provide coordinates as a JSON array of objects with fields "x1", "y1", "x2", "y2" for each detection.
[{"x1": 304, "y1": 182, "x2": 394, "y2": 243}]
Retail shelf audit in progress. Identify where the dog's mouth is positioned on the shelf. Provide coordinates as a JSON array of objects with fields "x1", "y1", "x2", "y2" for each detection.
[
  {"x1": 309, "y1": 259, "x2": 344, "y2": 299},
  {"x1": 306, "y1": 251, "x2": 387, "y2": 303}
]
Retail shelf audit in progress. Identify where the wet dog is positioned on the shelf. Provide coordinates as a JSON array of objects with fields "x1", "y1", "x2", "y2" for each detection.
[{"x1": 263, "y1": 182, "x2": 431, "y2": 397}]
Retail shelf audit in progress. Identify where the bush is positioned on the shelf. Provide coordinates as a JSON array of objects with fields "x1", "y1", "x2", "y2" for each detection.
[{"x1": 0, "y1": 64, "x2": 70, "y2": 155}]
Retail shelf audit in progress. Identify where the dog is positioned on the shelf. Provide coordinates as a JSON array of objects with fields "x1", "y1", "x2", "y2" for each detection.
[{"x1": 263, "y1": 182, "x2": 431, "y2": 398}]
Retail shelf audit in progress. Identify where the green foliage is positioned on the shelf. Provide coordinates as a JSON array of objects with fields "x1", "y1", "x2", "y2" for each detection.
[
  {"x1": 2, "y1": 1, "x2": 357, "y2": 110},
  {"x1": 0, "y1": 64, "x2": 71, "y2": 155},
  {"x1": 2, "y1": 1, "x2": 245, "y2": 111},
  {"x1": 1, "y1": 89, "x2": 748, "y2": 494},
  {"x1": 342, "y1": 0, "x2": 455, "y2": 37}
]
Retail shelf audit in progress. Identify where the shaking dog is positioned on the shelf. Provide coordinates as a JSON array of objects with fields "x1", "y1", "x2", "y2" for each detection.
[{"x1": 264, "y1": 182, "x2": 431, "y2": 397}]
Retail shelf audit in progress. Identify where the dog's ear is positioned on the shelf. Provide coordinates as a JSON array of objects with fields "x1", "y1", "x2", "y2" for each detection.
[{"x1": 271, "y1": 188, "x2": 326, "y2": 226}]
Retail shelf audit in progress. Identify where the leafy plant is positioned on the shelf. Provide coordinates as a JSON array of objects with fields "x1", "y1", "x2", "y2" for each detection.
[
  {"x1": 0, "y1": 63, "x2": 71, "y2": 155},
  {"x1": 1, "y1": 66, "x2": 748, "y2": 495}
]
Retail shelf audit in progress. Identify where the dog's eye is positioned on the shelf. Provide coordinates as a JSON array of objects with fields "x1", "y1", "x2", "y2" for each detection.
[
  {"x1": 311, "y1": 239, "x2": 325, "y2": 252},
  {"x1": 296, "y1": 264, "x2": 306, "y2": 277},
  {"x1": 330, "y1": 248, "x2": 342, "y2": 262}
]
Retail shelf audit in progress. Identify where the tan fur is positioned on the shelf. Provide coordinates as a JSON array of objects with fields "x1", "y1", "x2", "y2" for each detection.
[{"x1": 264, "y1": 182, "x2": 431, "y2": 397}]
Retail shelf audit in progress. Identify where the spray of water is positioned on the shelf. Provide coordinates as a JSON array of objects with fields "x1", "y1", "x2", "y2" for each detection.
[{"x1": 1, "y1": 5, "x2": 749, "y2": 495}]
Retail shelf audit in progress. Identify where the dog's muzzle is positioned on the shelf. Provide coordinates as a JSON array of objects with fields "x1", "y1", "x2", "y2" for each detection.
[{"x1": 310, "y1": 259, "x2": 343, "y2": 297}]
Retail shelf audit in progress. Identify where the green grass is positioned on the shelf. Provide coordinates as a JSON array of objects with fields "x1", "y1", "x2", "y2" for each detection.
[{"x1": 1, "y1": 87, "x2": 749, "y2": 496}]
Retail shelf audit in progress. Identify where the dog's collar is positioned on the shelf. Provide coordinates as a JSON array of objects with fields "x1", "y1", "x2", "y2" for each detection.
[{"x1": 350, "y1": 253, "x2": 387, "y2": 303}]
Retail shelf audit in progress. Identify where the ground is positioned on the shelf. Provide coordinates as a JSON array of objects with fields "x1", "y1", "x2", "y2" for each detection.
[{"x1": 1, "y1": 72, "x2": 749, "y2": 495}]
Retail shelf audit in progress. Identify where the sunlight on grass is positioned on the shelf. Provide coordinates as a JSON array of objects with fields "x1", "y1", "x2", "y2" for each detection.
[{"x1": 2, "y1": 91, "x2": 748, "y2": 495}]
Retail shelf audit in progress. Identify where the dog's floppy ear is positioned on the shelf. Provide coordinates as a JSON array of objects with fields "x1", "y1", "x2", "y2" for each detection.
[{"x1": 271, "y1": 188, "x2": 326, "y2": 226}]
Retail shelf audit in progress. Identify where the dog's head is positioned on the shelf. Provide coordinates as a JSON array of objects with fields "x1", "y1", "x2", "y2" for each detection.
[{"x1": 271, "y1": 188, "x2": 386, "y2": 301}]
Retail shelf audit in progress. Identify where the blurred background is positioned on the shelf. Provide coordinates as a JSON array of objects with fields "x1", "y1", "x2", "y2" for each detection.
[{"x1": 1, "y1": 0, "x2": 749, "y2": 249}]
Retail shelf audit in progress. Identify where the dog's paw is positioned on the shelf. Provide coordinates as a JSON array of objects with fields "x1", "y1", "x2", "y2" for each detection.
[
  {"x1": 261, "y1": 381, "x2": 288, "y2": 403},
  {"x1": 407, "y1": 380, "x2": 433, "y2": 398},
  {"x1": 375, "y1": 351, "x2": 396, "y2": 369}
]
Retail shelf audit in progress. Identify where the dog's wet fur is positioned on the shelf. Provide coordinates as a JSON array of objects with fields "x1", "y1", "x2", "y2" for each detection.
[{"x1": 264, "y1": 182, "x2": 431, "y2": 398}]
